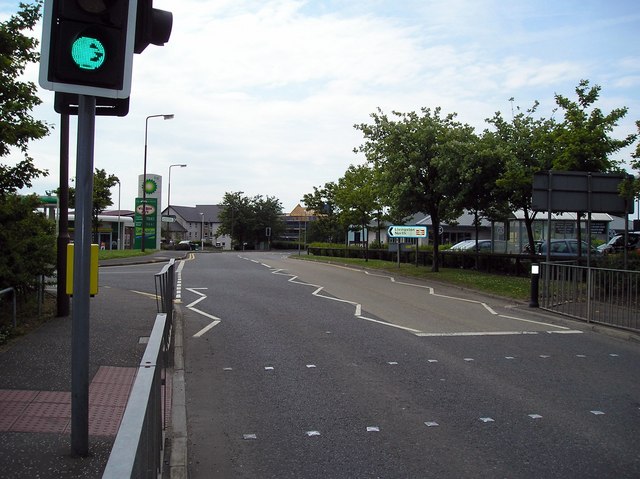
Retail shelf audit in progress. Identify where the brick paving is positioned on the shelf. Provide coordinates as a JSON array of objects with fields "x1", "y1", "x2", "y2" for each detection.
[{"x1": 0, "y1": 366, "x2": 136, "y2": 436}]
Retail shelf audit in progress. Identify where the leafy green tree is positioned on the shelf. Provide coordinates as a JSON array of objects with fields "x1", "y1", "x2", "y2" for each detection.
[
  {"x1": 456, "y1": 130, "x2": 510, "y2": 252},
  {"x1": 355, "y1": 107, "x2": 471, "y2": 271},
  {"x1": 0, "y1": 195, "x2": 55, "y2": 290},
  {"x1": 553, "y1": 80, "x2": 636, "y2": 173},
  {"x1": 217, "y1": 192, "x2": 252, "y2": 249},
  {"x1": 53, "y1": 168, "x2": 119, "y2": 239},
  {"x1": 302, "y1": 182, "x2": 344, "y2": 244},
  {"x1": 553, "y1": 80, "x2": 638, "y2": 249},
  {"x1": 487, "y1": 101, "x2": 557, "y2": 253},
  {"x1": 0, "y1": 1, "x2": 49, "y2": 195},
  {"x1": 334, "y1": 164, "x2": 382, "y2": 260},
  {"x1": 0, "y1": 2, "x2": 54, "y2": 292},
  {"x1": 250, "y1": 195, "x2": 284, "y2": 246}
]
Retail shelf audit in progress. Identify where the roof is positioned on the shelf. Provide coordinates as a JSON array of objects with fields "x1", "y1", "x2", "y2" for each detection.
[
  {"x1": 289, "y1": 204, "x2": 315, "y2": 217},
  {"x1": 166, "y1": 205, "x2": 223, "y2": 223}
]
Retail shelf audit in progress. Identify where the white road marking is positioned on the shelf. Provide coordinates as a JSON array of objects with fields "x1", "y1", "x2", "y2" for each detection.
[
  {"x1": 424, "y1": 421, "x2": 439, "y2": 427},
  {"x1": 245, "y1": 256, "x2": 576, "y2": 337},
  {"x1": 130, "y1": 290, "x2": 159, "y2": 299},
  {"x1": 184, "y1": 287, "x2": 222, "y2": 337},
  {"x1": 367, "y1": 426, "x2": 380, "y2": 432},
  {"x1": 479, "y1": 417, "x2": 495, "y2": 423}
]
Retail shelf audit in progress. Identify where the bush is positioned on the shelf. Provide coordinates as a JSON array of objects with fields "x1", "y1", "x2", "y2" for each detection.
[{"x1": 0, "y1": 195, "x2": 56, "y2": 290}]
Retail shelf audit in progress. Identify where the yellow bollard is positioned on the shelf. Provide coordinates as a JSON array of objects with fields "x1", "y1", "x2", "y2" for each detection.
[{"x1": 66, "y1": 243, "x2": 99, "y2": 296}]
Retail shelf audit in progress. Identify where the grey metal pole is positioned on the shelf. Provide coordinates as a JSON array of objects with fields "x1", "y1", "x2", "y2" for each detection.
[
  {"x1": 57, "y1": 113, "x2": 70, "y2": 317},
  {"x1": 71, "y1": 95, "x2": 96, "y2": 456},
  {"x1": 141, "y1": 120, "x2": 149, "y2": 252}
]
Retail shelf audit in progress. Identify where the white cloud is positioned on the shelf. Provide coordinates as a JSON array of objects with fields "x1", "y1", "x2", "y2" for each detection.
[{"x1": 3, "y1": 0, "x2": 639, "y2": 211}]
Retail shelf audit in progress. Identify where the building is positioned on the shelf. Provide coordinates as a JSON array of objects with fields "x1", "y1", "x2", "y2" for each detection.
[
  {"x1": 281, "y1": 204, "x2": 316, "y2": 243},
  {"x1": 162, "y1": 205, "x2": 230, "y2": 249}
]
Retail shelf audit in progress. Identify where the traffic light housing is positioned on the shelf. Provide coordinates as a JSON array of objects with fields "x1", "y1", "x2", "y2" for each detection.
[
  {"x1": 39, "y1": 0, "x2": 138, "y2": 99},
  {"x1": 134, "y1": 0, "x2": 173, "y2": 53}
]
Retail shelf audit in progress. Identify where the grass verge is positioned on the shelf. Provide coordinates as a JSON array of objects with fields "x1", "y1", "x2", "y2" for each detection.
[
  {"x1": 98, "y1": 249, "x2": 156, "y2": 261},
  {"x1": 294, "y1": 255, "x2": 531, "y2": 302}
]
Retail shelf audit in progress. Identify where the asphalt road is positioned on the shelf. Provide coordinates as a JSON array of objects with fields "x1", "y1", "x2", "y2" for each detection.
[{"x1": 181, "y1": 252, "x2": 640, "y2": 479}]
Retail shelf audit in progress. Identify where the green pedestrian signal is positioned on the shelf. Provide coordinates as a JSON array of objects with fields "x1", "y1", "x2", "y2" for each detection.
[
  {"x1": 39, "y1": 0, "x2": 138, "y2": 98},
  {"x1": 71, "y1": 36, "x2": 106, "y2": 70},
  {"x1": 39, "y1": 0, "x2": 173, "y2": 101}
]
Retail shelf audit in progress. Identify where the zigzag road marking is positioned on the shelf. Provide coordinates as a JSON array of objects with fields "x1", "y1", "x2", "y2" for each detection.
[{"x1": 241, "y1": 256, "x2": 580, "y2": 336}]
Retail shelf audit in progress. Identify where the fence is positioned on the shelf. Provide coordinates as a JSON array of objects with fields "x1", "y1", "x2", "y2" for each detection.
[
  {"x1": 102, "y1": 259, "x2": 175, "y2": 479},
  {"x1": 539, "y1": 262, "x2": 640, "y2": 332}
]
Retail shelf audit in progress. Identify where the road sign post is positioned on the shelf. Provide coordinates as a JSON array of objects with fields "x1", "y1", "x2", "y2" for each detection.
[
  {"x1": 387, "y1": 226, "x2": 427, "y2": 267},
  {"x1": 71, "y1": 95, "x2": 96, "y2": 456}
]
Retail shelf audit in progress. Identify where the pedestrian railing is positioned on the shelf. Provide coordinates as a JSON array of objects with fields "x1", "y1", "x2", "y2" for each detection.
[
  {"x1": 103, "y1": 259, "x2": 176, "y2": 479},
  {"x1": 540, "y1": 262, "x2": 640, "y2": 332}
]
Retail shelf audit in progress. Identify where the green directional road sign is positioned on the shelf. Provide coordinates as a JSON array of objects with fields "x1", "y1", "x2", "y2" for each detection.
[{"x1": 387, "y1": 225, "x2": 427, "y2": 238}]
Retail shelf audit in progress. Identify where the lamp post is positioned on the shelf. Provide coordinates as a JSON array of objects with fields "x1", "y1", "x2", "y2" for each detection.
[
  {"x1": 141, "y1": 113, "x2": 174, "y2": 252},
  {"x1": 200, "y1": 212, "x2": 204, "y2": 250},
  {"x1": 167, "y1": 164, "x2": 186, "y2": 243}
]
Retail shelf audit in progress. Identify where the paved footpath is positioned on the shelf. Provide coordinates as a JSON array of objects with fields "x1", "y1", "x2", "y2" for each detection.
[{"x1": 0, "y1": 251, "x2": 185, "y2": 478}]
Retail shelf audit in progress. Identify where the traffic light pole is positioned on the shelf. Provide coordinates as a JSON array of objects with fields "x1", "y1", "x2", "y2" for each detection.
[{"x1": 71, "y1": 95, "x2": 96, "y2": 456}]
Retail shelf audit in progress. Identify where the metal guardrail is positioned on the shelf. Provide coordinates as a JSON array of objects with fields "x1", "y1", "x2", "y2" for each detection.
[
  {"x1": 155, "y1": 259, "x2": 175, "y2": 321},
  {"x1": 103, "y1": 259, "x2": 175, "y2": 479},
  {"x1": 540, "y1": 262, "x2": 640, "y2": 332},
  {"x1": 0, "y1": 287, "x2": 17, "y2": 328}
]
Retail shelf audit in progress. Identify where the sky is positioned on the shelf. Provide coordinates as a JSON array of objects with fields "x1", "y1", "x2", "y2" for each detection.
[{"x1": 2, "y1": 0, "x2": 640, "y2": 214}]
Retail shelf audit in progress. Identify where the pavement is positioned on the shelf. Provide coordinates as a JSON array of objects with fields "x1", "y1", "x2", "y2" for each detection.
[{"x1": 0, "y1": 250, "x2": 188, "y2": 479}]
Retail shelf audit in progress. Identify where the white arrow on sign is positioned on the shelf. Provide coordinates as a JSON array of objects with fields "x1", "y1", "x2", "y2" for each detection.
[{"x1": 387, "y1": 225, "x2": 427, "y2": 238}]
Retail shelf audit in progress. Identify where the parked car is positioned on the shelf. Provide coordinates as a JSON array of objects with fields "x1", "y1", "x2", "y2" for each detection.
[
  {"x1": 445, "y1": 239, "x2": 507, "y2": 253},
  {"x1": 536, "y1": 239, "x2": 597, "y2": 257},
  {"x1": 597, "y1": 232, "x2": 640, "y2": 255},
  {"x1": 176, "y1": 240, "x2": 197, "y2": 251}
]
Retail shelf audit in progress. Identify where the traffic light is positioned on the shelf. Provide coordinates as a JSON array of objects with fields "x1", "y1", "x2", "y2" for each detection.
[
  {"x1": 39, "y1": 0, "x2": 138, "y2": 99},
  {"x1": 134, "y1": 0, "x2": 173, "y2": 53}
]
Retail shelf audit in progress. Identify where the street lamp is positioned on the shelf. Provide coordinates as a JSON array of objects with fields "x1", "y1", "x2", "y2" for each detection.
[
  {"x1": 167, "y1": 164, "x2": 186, "y2": 243},
  {"x1": 167, "y1": 164, "x2": 187, "y2": 213},
  {"x1": 141, "y1": 113, "x2": 174, "y2": 252},
  {"x1": 200, "y1": 212, "x2": 204, "y2": 250}
]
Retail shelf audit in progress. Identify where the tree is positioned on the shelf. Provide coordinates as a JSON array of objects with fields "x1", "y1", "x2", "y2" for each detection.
[
  {"x1": 0, "y1": 195, "x2": 55, "y2": 290},
  {"x1": 250, "y1": 195, "x2": 284, "y2": 246},
  {"x1": 553, "y1": 80, "x2": 637, "y2": 250},
  {"x1": 217, "y1": 192, "x2": 284, "y2": 249},
  {"x1": 0, "y1": 2, "x2": 54, "y2": 293},
  {"x1": 0, "y1": 1, "x2": 49, "y2": 195},
  {"x1": 333, "y1": 164, "x2": 383, "y2": 261},
  {"x1": 302, "y1": 182, "x2": 344, "y2": 244},
  {"x1": 91, "y1": 169, "x2": 119, "y2": 234},
  {"x1": 553, "y1": 80, "x2": 636, "y2": 173},
  {"x1": 354, "y1": 107, "x2": 472, "y2": 271},
  {"x1": 52, "y1": 169, "x2": 119, "y2": 239},
  {"x1": 487, "y1": 102, "x2": 557, "y2": 254},
  {"x1": 456, "y1": 130, "x2": 510, "y2": 252}
]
